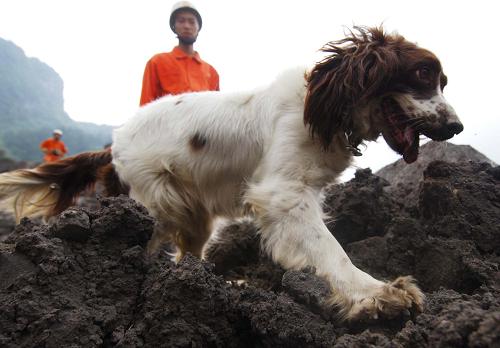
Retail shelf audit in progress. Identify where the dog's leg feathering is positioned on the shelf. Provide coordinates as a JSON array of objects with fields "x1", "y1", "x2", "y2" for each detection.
[
  {"x1": 246, "y1": 177, "x2": 424, "y2": 322},
  {"x1": 139, "y1": 172, "x2": 213, "y2": 261}
]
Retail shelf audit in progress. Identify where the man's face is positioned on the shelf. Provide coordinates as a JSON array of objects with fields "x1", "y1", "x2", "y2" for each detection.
[
  {"x1": 174, "y1": 10, "x2": 199, "y2": 44},
  {"x1": 53, "y1": 133, "x2": 61, "y2": 140}
]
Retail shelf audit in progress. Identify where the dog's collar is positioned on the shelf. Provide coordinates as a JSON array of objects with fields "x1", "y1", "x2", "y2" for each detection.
[{"x1": 344, "y1": 130, "x2": 363, "y2": 156}]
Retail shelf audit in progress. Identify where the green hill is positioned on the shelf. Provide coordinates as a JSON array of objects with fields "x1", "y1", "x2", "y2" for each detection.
[{"x1": 0, "y1": 37, "x2": 113, "y2": 161}]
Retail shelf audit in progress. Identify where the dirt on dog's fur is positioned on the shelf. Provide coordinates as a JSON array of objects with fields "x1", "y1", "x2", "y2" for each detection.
[{"x1": 0, "y1": 160, "x2": 499, "y2": 347}]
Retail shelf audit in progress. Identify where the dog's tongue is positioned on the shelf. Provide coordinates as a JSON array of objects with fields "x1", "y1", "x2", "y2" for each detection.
[
  {"x1": 402, "y1": 128, "x2": 419, "y2": 163},
  {"x1": 383, "y1": 113, "x2": 420, "y2": 163},
  {"x1": 381, "y1": 98, "x2": 420, "y2": 163}
]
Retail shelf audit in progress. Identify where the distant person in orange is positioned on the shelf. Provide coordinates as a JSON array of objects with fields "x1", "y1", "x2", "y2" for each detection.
[
  {"x1": 140, "y1": 1, "x2": 219, "y2": 106},
  {"x1": 40, "y1": 129, "x2": 68, "y2": 162}
]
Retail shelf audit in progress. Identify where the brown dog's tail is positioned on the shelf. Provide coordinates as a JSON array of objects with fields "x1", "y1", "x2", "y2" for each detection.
[{"x1": 0, "y1": 150, "x2": 128, "y2": 222}]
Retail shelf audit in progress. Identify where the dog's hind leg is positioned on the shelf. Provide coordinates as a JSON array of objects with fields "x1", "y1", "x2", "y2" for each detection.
[
  {"x1": 146, "y1": 219, "x2": 176, "y2": 257},
  {"x1": 172, "y1": 204, "x2": 213, "y2": 261},
  {"x1": 145, "y1": 198, "x2": 213, "y2": 262},
  {"x1": 129, "y1": 166, "x2": 212, "y2": 260}
]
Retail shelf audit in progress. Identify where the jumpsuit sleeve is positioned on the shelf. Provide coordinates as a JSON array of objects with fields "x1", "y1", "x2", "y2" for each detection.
[
  {"x1": 140, "y1": 59, "x2": 161, "y2": 106},
  {"x1": 209, "y1": 66, "x2": 220, "y2": 92},
  {"x1": 40, "y1": 139, "x2": 49, "y2": 151}
]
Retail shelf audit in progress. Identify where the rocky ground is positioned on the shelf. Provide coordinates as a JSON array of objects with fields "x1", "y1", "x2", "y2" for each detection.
[
  {"x1": 0, "y1": 150, "x2": 32, "y2": 174},
  {"x1": 0, "y1": 143, "x2": 499, "y2": 347}
]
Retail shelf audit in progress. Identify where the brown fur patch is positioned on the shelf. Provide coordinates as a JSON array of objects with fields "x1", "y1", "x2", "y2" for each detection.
[
  {"x1": 304, "y1": 26, "x2": 442, "y2": 150},
  {"x1": 30, "y1": 151, "x2": 114, "y2": 215},
  {"x1": 146, "y1": 169, "x2": 213, "y2": 259},
  {"x1": 97, "y1": 163, "x2": 130, "y2": 196},
  {"x1": 14, "y1": 151, "x2": 115, "y2": 217},
  {"x1": 189, "y1": 133, "x2": 207, "y2": 151}
]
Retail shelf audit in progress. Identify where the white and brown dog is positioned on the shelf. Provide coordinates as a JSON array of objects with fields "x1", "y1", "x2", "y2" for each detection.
[{"x1": 0, "y1": 27, "x2": 462, "y2": 321}]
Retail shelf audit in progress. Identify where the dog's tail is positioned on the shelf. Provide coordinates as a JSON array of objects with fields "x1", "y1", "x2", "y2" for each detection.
[{"x1": 0, "y1": 150, "x2": 128, "y2": 222}]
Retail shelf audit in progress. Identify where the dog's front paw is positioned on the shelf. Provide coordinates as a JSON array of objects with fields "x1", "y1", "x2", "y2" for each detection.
[{"x1": 344, "y1": 276, "x2": 424, "y2": 321}]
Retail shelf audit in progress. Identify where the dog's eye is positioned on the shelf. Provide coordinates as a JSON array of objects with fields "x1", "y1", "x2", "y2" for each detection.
[{"x1": 416, "y1": 67, "x2": 432, "y2": 81}]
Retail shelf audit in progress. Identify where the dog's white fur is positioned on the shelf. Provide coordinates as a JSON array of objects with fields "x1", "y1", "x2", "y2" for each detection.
[
  {"x1": 2, "y1": 27, "x2": 466, "y2": 321},
  {"x1": 111, "y1": 67, "x2": 422, "y2": 320}
]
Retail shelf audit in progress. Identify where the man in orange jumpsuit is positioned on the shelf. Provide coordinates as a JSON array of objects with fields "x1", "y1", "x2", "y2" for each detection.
[
  {"x1": 140, "y1": 1, "x2": 219, "y2": 106},
  {"x1": 40, "y1": 129, "x2": 68, "y2": 162}
]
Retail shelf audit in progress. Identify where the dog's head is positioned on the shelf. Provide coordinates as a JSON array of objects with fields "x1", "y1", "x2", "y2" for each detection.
[{"x1": 304, "y1": 26, "x2": 463, "y2": 163}]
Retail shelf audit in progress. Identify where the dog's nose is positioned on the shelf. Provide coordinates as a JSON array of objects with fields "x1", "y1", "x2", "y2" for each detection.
[
  {"x1": 428, "y1": 119, "x2": 464, "y2": 141},
  {"x1": 447, "y1": 121, "x2": 464, "y2": 135}
]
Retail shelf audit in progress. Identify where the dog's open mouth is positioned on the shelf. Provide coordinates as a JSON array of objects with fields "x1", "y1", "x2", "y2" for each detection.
[{"x1": 381, "y1": 98, "x2": 420, "y2": 164}]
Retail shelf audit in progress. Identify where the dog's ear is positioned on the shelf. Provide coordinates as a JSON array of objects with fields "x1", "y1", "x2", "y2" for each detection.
[{"x1": 304, "y1": 27, "x2": 401, "y2": 149}]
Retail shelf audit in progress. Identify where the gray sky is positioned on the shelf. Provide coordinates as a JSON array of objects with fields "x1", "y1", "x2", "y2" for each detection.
[{"x1": 1, "y1": 0, "x2": 498, "y2": 176}]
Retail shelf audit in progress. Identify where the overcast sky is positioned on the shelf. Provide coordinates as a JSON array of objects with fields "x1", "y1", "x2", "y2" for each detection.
[{"x1": 1, "y1": 0, "x2": 499, "y2": 177}]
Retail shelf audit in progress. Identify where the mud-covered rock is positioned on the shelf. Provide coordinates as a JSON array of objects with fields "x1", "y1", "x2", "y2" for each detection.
[
  {"x1": 52, "y1": 208, "x2": 92, "y2": 242},
  {"x1": 419, "y1": 161, "x2": 500, "y2": 253},
  {"x1": 0, "y1": 150, "x2": 31, "y2": 174},
  {"x1": 237, "y1": 286, "x2": 337, "y2": 347},
  {"x1": 324, "y1": 168, "x2": 399, "y2": 245},
  {"x1": 205, "y1": 219, "x2": 285, "y2": 292},
  {"x1": 376, "y1": 141, "x2": 496, "y2": 207},
  {"x1": 0, "y1": 157, "x2": 499, "y2": 347},
  {"x1": 0, "y1": 210, "x2": 15, "y2": 241},
  {"x1": 0, "y1": 198, "x2": 152, "y2": 347},
  {"x1": 393, "y1": 288, "x2": 500, "y2": 348},
  {"x1": 281, "y1": 267, "x2": 334, "y2": 321},
  {"x1": 123, "y1": 255, "x2": 242, "y2": 347}
]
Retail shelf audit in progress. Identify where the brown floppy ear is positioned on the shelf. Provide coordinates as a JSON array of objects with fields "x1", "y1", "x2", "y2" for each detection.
[{"x1": 304, "y1": 26, "x2": 402, "y2": 150}]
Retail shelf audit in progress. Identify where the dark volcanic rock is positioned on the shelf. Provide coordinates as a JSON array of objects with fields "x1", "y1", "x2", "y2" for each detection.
[
  {"x1": 394, "y1": 288, "x2": 500, "y2": 348},
  {"x1": 124, "y1": 255, "x2": 242, "y2": 347},
  {"x1": 0, "y1": 156, "x2": 30, "y2": 173},
  {"x1": 376, "y1": 141, "x2": 496, "y2": 207},
  {"x1": 419, "y1": 161, "x2": 500, "y2": 253},
  {"x1": 281, "y1": 267, "x2": 336, "y2": 321},
  {"x1": 205, "y1": 219, "x2": 285, "y2": 291},
  {"x1": 0, "y1": 150, "x2": 21, "y2": 239},
  {"x1": 0, "y1": 197, "x2": 153, "y2": 347},
  {"x1": 52, "y1": 208, "x2": 92, "y2": 242},
  {"x1": 342, "y1": 162, "x2": 499, "y2": 286},
  {"x1": 0, "y1": 210, "x2": 15, "y2": 241},
  {"x1": 324, "y1": 168, "x2": 400, "y2": 245},
  {"x1": 0, "y1": 157, "x2": 499, "y2": 347},
  {"x1": 237, "y1": 287, "x2": 337, "y2": 347}
]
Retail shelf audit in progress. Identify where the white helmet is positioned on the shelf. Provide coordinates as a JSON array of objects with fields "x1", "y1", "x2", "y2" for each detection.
[
  {"x1": 169, "y1": 1, "x2": 202, "y2": 33},
  {"x1": 53, "y1": 129, "x2": 63, "y2": 135}
]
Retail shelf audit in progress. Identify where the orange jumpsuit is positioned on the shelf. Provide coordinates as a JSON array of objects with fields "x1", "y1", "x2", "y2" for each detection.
[
  {"x1": 40, "y1": 138, "x2": 68, "y2": 162},
  {"x1": 140, "y1": 46, "x2": 219, "y2": 106}
]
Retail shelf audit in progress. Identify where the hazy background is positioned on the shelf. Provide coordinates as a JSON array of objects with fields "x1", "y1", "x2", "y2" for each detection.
[{"x1": 1, "y1": 0, "x2": 498, "y2": 176}]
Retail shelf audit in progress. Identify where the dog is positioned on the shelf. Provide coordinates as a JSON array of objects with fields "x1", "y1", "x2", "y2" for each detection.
[{"x1": 0, "y1": 27, "x2": 463, "y2": 321}]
